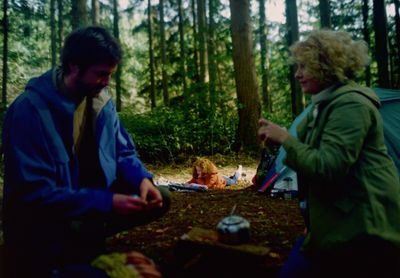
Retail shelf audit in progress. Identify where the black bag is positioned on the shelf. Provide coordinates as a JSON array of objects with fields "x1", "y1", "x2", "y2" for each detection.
[{"x1": 253, "y1": 147, "x2": 278, "y2": 191}]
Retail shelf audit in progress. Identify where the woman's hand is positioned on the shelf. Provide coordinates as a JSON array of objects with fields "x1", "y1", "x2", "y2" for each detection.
[{"x1": 258, "y1": 118, "x2": 289, "y2": 145}]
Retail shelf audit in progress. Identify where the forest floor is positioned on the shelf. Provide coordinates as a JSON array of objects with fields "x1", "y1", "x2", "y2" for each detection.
[
  {"x1": 0, "y1": 154, "x2": 304, "y2": 277},
  {"x1": 107, "y1": 155, "x2": 305, "y2": 277}
]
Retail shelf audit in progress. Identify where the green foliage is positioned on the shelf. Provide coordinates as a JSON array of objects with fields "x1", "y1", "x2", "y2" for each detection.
[
  {"x1": 3, "y1": 0, "x2": 398, "y2": 166},
  {"x1": 119, "y1": 102, "x2": 238, "y2": 164},
  {"x1": 1, "y1": 3, "x2": 52, "y2": 103}
]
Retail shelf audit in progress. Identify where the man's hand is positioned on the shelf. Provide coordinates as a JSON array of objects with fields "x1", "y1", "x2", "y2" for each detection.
[
  {"x1": 112, "y1": 178, "x2": 163, "y2": 214},
  {"x1": 112, "y1": 194, "x2": 147, "y2": 215},
  {"x1": 258, "y1": 118, "x2": 289, "y2": 145},
  {"x1": 139, "y1": 178, "x2": 163, "y2": 209}
]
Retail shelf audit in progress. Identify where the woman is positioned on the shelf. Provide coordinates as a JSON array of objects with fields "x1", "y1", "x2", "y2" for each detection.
[
  {"x1": 187, "y1": 158, "x2": 242, "y2": 189},
  {"x1": 258, "y1": 30, "x2": 400, "y2": 277}
]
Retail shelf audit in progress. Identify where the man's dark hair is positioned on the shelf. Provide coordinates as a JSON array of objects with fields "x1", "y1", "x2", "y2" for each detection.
[{"x1": 61, "y1": 26, "x2": 122, "y2": 74}]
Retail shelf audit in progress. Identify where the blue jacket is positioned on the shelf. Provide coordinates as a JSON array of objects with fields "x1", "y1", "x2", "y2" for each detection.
[{"x1": 2, "y1": 69, "x2": 153, "y2": 267}]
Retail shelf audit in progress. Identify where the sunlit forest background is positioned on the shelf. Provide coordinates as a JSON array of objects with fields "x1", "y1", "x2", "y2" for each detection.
[{"x1": 1, "y1": 0, "x2": 399, "y2": 163}]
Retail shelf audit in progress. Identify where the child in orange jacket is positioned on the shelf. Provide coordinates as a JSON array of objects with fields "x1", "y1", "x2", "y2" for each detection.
[{"x1": 187, "y1": 158, "x2": 242, "y2": 190}]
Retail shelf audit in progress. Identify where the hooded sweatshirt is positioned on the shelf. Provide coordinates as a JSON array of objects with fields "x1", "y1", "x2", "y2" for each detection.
[
  {"x1": 2, "y1": 68, "x2": 153, "y2": 271},
  {"x1": 282, "y1": 82, "x2": 400, "y2": 254}
]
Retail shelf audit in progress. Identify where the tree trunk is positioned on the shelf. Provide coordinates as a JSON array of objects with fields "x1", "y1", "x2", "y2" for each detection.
[
  {"x1": 92, "y1": 0, "x2": 100, "y2": 26},
  {"x1": 319, "y1": 0, "x2": 331, "y2": 28},
  {"x1": 362, "y1": 0, "x2": 371, "y2": 87},
  {"x1": 372, "y1": 0, "x2": 390, "y2": 88},
  {"x1": 229, "y1": 0, "x2": 262, "y2": 152},
  {"x1": 148, "y1": 0, "x2": 156, "y2": 109},
  {"x1": 259, "y1": 0, "x2": 271, "y2": 112},
  {"x1": 2, "y1": 0, "x2": 9, "y2": 111},
  {"x1": 71, "y1": 0, "x2": 88, "y2": 30},
  {"x1": 50, "y1": 0, "x2": 57, "y2": 68},
  {"x1": 113, "y1": 0, "x2": 122, "y2": 111},
  {"x1": 57, "y1": 0, "x2": 64, "y2": 56},
  {"x1": 285, "y1": 0, "x2": 304, "y2": 118},
  {"x1": 197, "y1": 0, "x2": 208, "y2": 83},
  {"x1": 191, "y1": 0, "x2": 200, "y2": 81},
  {"x1": 393, "y1": 0, "x2": 400, "y2": 88},
  {"x1": 159, "y1": 0, "x2": 169, "y2": 106},
  {"x1": 208, "y1": 0, "x2": 217, "y2": 109},
  {"x1": 177, "y1": 0, "x2": 188, "y2": 97}
]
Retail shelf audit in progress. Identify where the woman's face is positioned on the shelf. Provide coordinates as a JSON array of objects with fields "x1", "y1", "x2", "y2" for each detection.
[{"x1": 295, "y1": 64, "x2": 326, "y2": 95}]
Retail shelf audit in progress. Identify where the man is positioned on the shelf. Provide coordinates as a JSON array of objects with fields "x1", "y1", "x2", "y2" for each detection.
[{"x1": 2, "y1": 26, "x2": 170, "y2": 277}]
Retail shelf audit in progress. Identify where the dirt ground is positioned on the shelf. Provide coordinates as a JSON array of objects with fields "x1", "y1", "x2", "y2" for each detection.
[{"x1": 107, "y1": 157, "x2": 305, "y2": 277}]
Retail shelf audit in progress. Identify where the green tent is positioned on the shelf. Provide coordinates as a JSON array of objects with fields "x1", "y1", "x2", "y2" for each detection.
[{"x1": 374, "y1": 88, "x2": 400, "y2": 175}]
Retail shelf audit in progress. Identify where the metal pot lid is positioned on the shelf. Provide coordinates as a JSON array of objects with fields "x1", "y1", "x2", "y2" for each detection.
[{"x1": 219, "y1": 215, "x2": 249, "y2": 226}]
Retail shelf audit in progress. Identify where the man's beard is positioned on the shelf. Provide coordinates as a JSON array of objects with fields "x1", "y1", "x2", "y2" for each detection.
[{"x1": 76, "y1": 74, "x2": 104, "y2": 98}]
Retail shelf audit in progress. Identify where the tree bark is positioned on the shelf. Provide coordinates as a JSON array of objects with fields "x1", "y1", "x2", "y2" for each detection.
[
  {"x1": 229, "y1": 0, "x2": 262, "y2": 152},
  {"x1": 2, "y1": 0, "x2": 9, "y2": 111},
  {"x1": 148, "y1": 0, "x2": 156, "y2": 109},
  {"x1": 259, "y1": 0, "x2": 271, "y2": 112},
  {"x1": 372, "y1": 0, "x2": 390, "y2": 88},
  {"x1": 319, "y1": 0, "x2": 331, "y2": 28},
  {"x1": 50, "y1": 0, "x2": 57, "y2": 68},
  {"x1": 362, "y1": 0, "x2": 371, "y2": 87},
  {"x1": 57, "y1": 0, "x2": 64, "y2": 56},
  {"x1": 197, "y1": 0, "x2": 208, "y2": 83},
  {"x1": 208, "y1": 0, "x2": 217, "y2": 109},
  {"x1": 113, "y1": 0, "x2": 122, "y2": 111},
  {"x1": 91, "y1": 0, "x2": 100, "y2": 26},
  {"x1": 178, "y1": 0, "x2": 188, "y2": 97},
  {"x1": 191, "y1": 0, "x2": 200, "y2": 81},
  {"x1": 71, "y1": 0, "x2": 88, "y2": 30},
  {"x1": 285, "y1": 0, "x2": 304, "y2": 118},
  {"x1": 159, "y1": 0, "x2": 169, "y2": 106},
  {"x1": 393, "y1": 0, "x2": 400, "y2": 88}
]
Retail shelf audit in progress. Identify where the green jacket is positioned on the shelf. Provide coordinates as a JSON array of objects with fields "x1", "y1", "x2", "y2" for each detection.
[{"x1": 282, "y1": 82, "x2": 400, "y2": 253}]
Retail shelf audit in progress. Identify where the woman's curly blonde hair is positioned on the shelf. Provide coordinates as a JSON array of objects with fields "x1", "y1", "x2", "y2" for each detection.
[
  {"x1": 191, "y1": 158, "x2": 218, "y2": 178},
  {"x1": 289, "y1": 29, "x2": 370, "y2": 84}
]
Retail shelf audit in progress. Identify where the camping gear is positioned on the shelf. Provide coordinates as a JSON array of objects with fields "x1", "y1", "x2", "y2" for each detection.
[
  {"x1": 374, "y1": 88, "x2": 400, "y2": 175},
  {"x1": 256, "y1": 105, "x2": 312, "y2": 193},
  {"x1": 216, "y1": 205, "x2": 251, "y2": 245},
  {"x1": 155, "y1": 179, "x2": 208, "y2": 192},
  {"x1": 216, "y1": 215, "x2": 250, "y2": 245},
  {"x1": 253, "y1": 147, "x2": 278, "y2": 192},
  {"x1": 256, "y1": 87, "x2": 400, "y2": 194}
]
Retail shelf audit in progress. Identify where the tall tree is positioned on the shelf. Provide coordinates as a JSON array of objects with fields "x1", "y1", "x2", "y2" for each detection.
[
  {"x1": 92, "y1": 0, "x2": 100, "y2": 25},
  {"x1": 2, "y1": 0, "x2": 9, "y2": 111},
  {"x1": 177, "y1": 0, "x2": 188, "y2": 97},
  {"x1": 50, "y1": 0, "x2": 57, "y2": 67},
  {"x1": 191, "y1": 0, "x2": 200, "y2": 81},
  {"x1": 319, "y1": 0, "x2": 331, "y2": 28},
  {"x1": 285, "y1": 0, "x2": 304, "y2": 117},
  {"x1": 197, "y1": 0, "x2": 208, "y2": 83},
  {"x1": 159, "y1": 0, "x2": 169, "y2": 106},
  {"x1": 259, "y1": 0, "x2": 271, "y2": 112},
  {"x1": 71, "y1": 0, "x2": 88, "y2": 29},
  {"x1": 229, "y1": 0, "x2": 262, "y2": 152},
  {"x1": 208, "y1": 0, "x2": 217, "y2": 108},
  {"x1": 113, "y1": 0, "x2": 122, "y2": 111},
  {"x1": 362, "y1": 0, "x2": 371, "y2": 86},
  {"x1": 395, "y1": 0, "x2": 400, "y2": 51},
  {"x1": 57, "y1": 0, "x2": 64, "y2": 55},
  {"x1": 373, "y1": 0, "x2": 390, "y2": 88},
  {"x1": 393, "y1": 0, "x2": 400, "y2": 88},
  {"x1": 147, "y1": 0, "x2": 156, "y2": 108}
]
